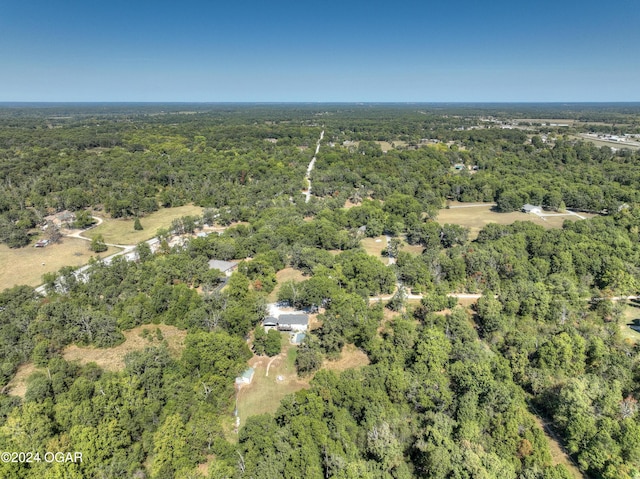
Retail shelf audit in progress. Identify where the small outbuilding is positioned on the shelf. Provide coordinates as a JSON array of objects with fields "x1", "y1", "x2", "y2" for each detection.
[{"x1": 522, "y1": 204, "x2": 542, "y2": 214}]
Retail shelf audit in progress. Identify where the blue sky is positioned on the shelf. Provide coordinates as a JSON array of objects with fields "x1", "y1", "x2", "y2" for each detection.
[{"x1": 1, "y1": 0, "x2": 638, "y2": 102}]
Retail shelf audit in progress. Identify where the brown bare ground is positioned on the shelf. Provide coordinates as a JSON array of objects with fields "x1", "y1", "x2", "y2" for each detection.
[{"x1": 63, "y1": 324, "x2": 187, "y2": 371}]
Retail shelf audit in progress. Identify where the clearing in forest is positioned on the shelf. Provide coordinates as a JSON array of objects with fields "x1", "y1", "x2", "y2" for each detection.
[
  {"x1": 6, "y1": 324, "x2": 187, "y2": 398},
  {"x1": 438, "y1": 204, "x2": 596, "y2": 239},
  {"x1": 236, "y1": 336, "x2": 309, "y2": 429},
  {"x1": 267, "y1": 267, "x2": 307, "y2": 302},
  {"x1": 360, "y1": 236, "x2": 391, "y2": 265},
  {"x1": 84, "y1": 204, "x2": 203, "y2": 245},
  {"x1": 321, "y1": 344, "x2": 370, "y2": 372},
  {"x1": 622, "y1": 300, "x2": 640, "y2": 344},
  {"x1": 0, "y1": 238, "x2": 119, "y2": 290}
]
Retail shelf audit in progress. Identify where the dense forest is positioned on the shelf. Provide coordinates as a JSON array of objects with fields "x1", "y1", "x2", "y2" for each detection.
[{"x1": 1, "y1": 104, "x2": 640, "y2": 479}]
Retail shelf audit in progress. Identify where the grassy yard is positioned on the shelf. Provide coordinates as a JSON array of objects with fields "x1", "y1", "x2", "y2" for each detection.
[
  {"x1": 236, "y1": 335, "x2": 309, "y2": 429},
  {"x1": 85, "y1": 204, "x2": 203, "y2": 245},
  {"x1": 7, "y1": 324, "x2": 187, "y2": 398},
  {"x1": 438, "y1": 204, "x2": 596, "y2": 239},
  {"x1": 0, "y1": 238, "x2": 119, "y2": 291}
]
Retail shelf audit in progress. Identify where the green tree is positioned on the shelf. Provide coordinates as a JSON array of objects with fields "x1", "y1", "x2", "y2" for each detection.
[{"x1": 90, "y1": 234, "x2": 108, "y2": 253}]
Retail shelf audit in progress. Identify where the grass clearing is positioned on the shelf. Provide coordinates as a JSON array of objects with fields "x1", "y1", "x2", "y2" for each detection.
[
  {"x1": 322, "y1": 344, "x2": 370, "y2": 372},
  {"x1": 267, "y1": 267, "x2": 307, "y2": 302},
  {"x1": 0, "y1": 238, "x2": 119, "y2": 291},
  {"x1": 86, "y1": 205, "x2": 203, "y2": 245},
  {"x1": 532, "y1": 416, "x2": 585, "y2": 479},
  {"x1": 236, "y1": 336, "x2": 310, "y2": 429},
  {"x1": 6, "y1": 324, "x2": 187, "y2": 398},
  {"x1": 63, "y1": 324, "x2": 187, "y2": 371},
  {"x1": 438, "y1": 205, "x2": 596, "y2": 239},
  {"x1": 375, "y1": 141, "x2": 394, "y2": 152},
  {"x1": 360, "y1": 236, "x2": 390, "y2": 265},
  {"x1": 621, "y1": 301, "x2": 640, "y2": 344}
]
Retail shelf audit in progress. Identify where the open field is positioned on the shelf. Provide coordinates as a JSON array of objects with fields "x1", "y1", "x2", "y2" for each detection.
[
  {"x1": 0, "y1": 238, "x2": 119, "y2": 291},
  {"x1": 438, "y1": 204, "x2": 596, "y2": 239},
  {"x1": 361, "y1": 236, "x2": 390, "y2": 265},
  {"x1": 6, "y1": 324, "x2": 187, "y2": 398},
  {"x1": 85, "y1": 205, "x2": 203, "y2": 245},
  {"x1": 375, "y1": 141, "x2": 394, "y2": 152},
  {"x1": 236, "y1": 336, "x2": 310, "y2": 429},
  {"x1": 267, "y1": 267, "x2": 307, "y2": 302},
  {"x1": 400, "y1": 242, "x2": 424, "y2": 255},
  {"x1": 569, "y1": 134, "x2": 640, "y2": 150}
]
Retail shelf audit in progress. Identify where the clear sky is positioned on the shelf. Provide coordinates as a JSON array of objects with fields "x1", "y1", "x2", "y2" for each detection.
[{"x1": 1, "y1": 0, "x2": 638, "y2": 102}]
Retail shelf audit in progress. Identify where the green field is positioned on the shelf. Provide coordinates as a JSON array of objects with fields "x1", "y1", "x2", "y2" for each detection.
[
  {"x1": 0, "y1": 238, "x2": 119, "y2": 291},
  {"x1": 85, "y1": 205, "x2": 204, "y2": 245},
  {"x1": 438, "y1": 204, "x2": 596, "y2": 239},
  {"x1": 236, "y1": 336, "x2": 308, "y2": 429}
]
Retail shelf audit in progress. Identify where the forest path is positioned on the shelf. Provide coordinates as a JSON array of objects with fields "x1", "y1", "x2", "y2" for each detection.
[{"x1": 303, "y1": 130, "x2": 324, "y2": 203}]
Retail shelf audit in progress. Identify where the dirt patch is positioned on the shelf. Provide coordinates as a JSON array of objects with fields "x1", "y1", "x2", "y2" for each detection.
[
  {"x1": 6, "y1": 363, "x2": 38, "y2": 398},
  {"x1": 63, "y1": 324, "x2": 187, "y2": 371},
  {"x1": 322, "y1": 344, "x2": 370, "y2": 372}
]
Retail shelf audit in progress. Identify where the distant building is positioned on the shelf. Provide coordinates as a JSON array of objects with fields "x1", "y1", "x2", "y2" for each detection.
[{"x1": 522, "y1": 204, "x2": 542, "y2": 214}]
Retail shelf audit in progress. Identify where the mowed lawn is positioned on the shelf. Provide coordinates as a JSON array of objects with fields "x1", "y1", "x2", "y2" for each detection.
[
  {"x1": 438, "y1": 205, "x2": 596, "y2": 239},
  {"x1": 236, "y1": 337, "x2": 371, "y2": 430},
  {"x1": 85, "y1": 205, "x2": 203, "y2": 245},
  {"x1": 236, "y1": 336, "x2": 309, "y2": 429},
  {"x1": 0, "y1": 238, "x2": 119, "y2": 290}
]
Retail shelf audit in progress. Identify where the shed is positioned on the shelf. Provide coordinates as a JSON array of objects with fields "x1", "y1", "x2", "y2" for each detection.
[{"x1": 522, "y1": 204, "x2": 542, "y2": 214}]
